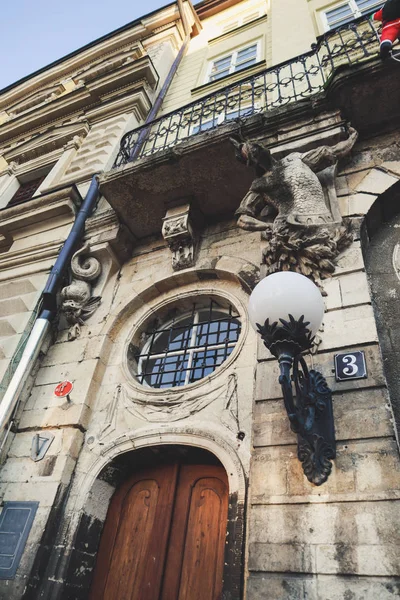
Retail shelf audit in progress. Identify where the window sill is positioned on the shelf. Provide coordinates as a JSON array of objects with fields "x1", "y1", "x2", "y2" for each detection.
[{"x1": 190, "y1": 60, "x2": 267, "y2": 98}]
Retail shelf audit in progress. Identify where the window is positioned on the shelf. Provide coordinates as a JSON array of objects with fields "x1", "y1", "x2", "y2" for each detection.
[
  {"x1": 7, "y1": 175, "x2": 46, "y2": 207},
  {"x1": 208, "y1": 43, "x2": 259, "y2": 82},
  {"x1": 131, "y1": 301, "x2": 241, "y2": 389},
  {"x1": 191, "y1": 106, "x2": 255, "y2": 135},
  {"x1": 322, "y1": 0, "x2": 382, "y2": 30}
]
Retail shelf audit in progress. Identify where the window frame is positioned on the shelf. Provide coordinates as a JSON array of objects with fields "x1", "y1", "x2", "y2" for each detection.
[
  {"x1": 190, "y1": 103, "x2": 260, "y2": 136},
  {"x1": 205, "y1": 41, "x2": 261, "y2": 84},
  {"x1": 320, "y1": 0, "x2": 383, "y2": 31}
]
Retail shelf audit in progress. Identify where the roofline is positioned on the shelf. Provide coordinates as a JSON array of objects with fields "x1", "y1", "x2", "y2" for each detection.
[
  {"x1": 195, "y1": 0, "x2": 243, "y2": 20},
  {"x1": 0, "y1": 1, "x2": 177, "y2": 97}
]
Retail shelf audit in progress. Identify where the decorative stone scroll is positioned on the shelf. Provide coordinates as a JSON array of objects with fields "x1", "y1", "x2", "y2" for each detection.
[
  {"x1": 162, "y1": 203, "x2": 196, "y2": 271},
  {"x1": 231, "y1": 126, "x2": 358, "y2": 286},
  {"x1": 60, "y1": 243, "x2": 102, "y2": 340}
]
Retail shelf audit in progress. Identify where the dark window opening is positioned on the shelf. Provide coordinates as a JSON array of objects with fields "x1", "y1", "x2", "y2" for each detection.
[{"x1": 7, "y1": 175, "x2": 46, "y2": 207}]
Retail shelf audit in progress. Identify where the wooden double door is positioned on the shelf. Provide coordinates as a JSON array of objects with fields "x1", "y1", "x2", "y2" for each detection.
[{"x1": 89, "y1": 462, "x2": 229, "y2": 600}]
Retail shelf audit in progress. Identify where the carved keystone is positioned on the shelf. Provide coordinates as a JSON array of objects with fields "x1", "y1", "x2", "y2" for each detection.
[{"x1": 162, "y1": 203, "x2": 196, "y2": 271}]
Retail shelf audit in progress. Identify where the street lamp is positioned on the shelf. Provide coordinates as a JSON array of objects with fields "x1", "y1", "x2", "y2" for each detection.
[{"x1": 249, "y1": 272, "x2": 335, "y2": 486}]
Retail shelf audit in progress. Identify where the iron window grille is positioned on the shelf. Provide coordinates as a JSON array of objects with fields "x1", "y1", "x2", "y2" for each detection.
[{"x1": 133, "y1": 301, "x2": 241, "y2": 389}]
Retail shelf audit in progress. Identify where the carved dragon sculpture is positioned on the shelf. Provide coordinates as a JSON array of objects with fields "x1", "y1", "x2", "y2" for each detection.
[
  {"x1": 60, "y1": 243, "x2": 102, "y2": 340},
  {"x1": 231, "y1": 126, "x2": 358, "y2": 286}
]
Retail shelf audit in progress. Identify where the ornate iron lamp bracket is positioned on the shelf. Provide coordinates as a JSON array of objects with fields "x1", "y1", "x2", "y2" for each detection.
[{"x1": 257, "y1": 315, "x2": 335, "y2": 486}]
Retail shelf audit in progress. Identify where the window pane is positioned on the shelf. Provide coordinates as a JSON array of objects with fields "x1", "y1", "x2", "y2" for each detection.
[
  {"x1": 144, "y1": 354, "x2": 189, "y2": 388},
  {"x1": 234, "y1": 45, "x2": 258, "y2": 72},
  {"x1": 326, "y1": 3, "x2": 354, "y2": 27},
  {"x1": 192, "y1": 117, "x2": 218, "y2": 135},
  {"x1": 236, "y1": 45, "x2": 257, "y2": 62},
  {"x1": 189, "y1": 347, "x2": 235, "y2": 383},
  {"x1": 356, "y1": 0, "x2": 382, "y2": 14},
  {"x1": 151, "y1": 316, "x2": 193, "y2": 353},
  {"x1": 212, "y1": 56, "x2": 232, "y2": 71},
  {"x1": 234, "y1": 59, "x2": 257, "y2": 72},
  {"x1": 210, "y1": 69, "x2": 230, "y2": 81}
]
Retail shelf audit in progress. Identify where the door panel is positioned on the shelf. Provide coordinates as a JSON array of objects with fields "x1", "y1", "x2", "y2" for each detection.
[
  {"x1": 90, "y1": 462, "x2": 228, "y2": 600},
  {"x1": 90, "y1": 464, "x2": 178, "y2": 600},
  {"x1": 161, "y1": 465, "x2": 228, "y2": 600}
]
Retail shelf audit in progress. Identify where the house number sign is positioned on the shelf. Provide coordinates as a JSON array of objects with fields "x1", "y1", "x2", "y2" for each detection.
[{"x1": 334, "y1": 351, "x2": 367, "y2": 382}]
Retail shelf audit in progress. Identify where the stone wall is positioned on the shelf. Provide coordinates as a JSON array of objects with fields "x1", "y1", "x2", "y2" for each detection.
[{"x1": 247, "y1": 131, "x2": 400, "y2": 599}]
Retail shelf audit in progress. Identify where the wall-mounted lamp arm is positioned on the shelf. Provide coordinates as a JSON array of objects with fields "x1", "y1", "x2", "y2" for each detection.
[{"x1": 257, "y1": 316, "x2": 336, "y2": 486}]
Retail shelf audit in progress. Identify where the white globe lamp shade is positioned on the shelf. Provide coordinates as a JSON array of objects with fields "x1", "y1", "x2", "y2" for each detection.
[{"x1": 248, "y1": 272, "x2": 325, "y2": 337}]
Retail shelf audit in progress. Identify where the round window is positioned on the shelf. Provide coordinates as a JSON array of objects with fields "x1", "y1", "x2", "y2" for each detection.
[{"x1": 128, "y1": 299, "x2": 241, "y2": 389}]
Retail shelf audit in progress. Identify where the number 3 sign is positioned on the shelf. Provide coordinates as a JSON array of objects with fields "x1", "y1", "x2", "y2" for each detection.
[{"x1": 334, "y1": 351, "x2": 367, "y2": 382}]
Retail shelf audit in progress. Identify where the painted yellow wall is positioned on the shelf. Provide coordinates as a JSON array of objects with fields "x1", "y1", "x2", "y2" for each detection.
[
  {"x1": 308, "y1": 0, "x2": 348, "y2": 35},
  {"x1": 161, "y1": 0, "x2": 370, "y2": 117},
  {"x1": 161, "y1": 0, "x2": 268, "y2": 115},
  {"x1": 269, "y1": 0, "x2": 316, "y2": 63}
]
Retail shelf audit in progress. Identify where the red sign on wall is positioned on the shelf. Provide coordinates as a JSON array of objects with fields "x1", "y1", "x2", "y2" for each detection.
[{"x1": 54, "y1": 381, "x2": 73, "y2": 398}]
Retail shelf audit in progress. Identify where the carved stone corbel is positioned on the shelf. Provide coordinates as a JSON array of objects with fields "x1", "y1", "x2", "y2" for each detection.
[
  {"x1": 60, "y1": 243, "x2": 102, "y2": 340},
  {"x1": 162, "y1": 203, "x2": 197, "y2": 271}
]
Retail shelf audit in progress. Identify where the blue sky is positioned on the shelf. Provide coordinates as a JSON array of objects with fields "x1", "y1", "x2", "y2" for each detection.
[{"x1": 0, "y1": 0, "x2": 180, "y2": 90}]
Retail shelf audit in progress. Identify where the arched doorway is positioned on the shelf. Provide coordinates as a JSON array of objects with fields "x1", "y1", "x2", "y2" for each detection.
[
  {"x1": 89, "y1": 446, "x2": 229, "y2": 600},
  {"x1": 363, "y1": 179, "x2": 400, "y2": 443}
]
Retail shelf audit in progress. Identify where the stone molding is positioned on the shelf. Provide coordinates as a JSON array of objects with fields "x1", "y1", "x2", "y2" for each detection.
[
  {"x1": 162, "y1": 202, "x2": 197, "y2": 270},
  {"x1": 4, "y1": 120, "x2": 89, "y2": 165},
  {"x1": 74, "y1": 427, "x2": 247, "y2": 513}
]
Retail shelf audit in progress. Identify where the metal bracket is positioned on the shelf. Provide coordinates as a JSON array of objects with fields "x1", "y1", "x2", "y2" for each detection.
[{"x1": 257, "y1": 315, "x2": 336, "y2": 486}]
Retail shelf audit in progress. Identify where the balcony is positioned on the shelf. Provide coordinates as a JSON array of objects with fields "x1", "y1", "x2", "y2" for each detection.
[{"x1": 101, "y1": 16, "x2": 400, "y2": 240}]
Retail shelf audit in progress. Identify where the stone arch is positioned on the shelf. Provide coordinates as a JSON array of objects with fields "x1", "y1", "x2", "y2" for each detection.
[
  {"x1": 100, "y1": 254, "x2": 259, "y2": 341},
  {"x1": 78, "y1": 426, "x2": 247, "y2": 511},
  {"x1": 67, "y1": 429, "x2": 247, "y2": 600},
  {"x1": 362, "y1": 178, "x2": 400, "y2": 446}
]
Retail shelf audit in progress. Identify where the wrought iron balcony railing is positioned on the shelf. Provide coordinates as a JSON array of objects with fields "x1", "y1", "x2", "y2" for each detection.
[{"x1": 114, "y1": 15, "x2": 381, "y2": 168}]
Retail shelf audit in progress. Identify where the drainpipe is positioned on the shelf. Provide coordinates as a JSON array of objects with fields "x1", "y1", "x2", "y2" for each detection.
[
  {"x1": 130, "y1": 0, "x2": 193, "y2": 160},
  {"x1": 0, "y1": 175, "x2": 100, "y2": 437},
  {"x1": 0, "y1": 0, "x2": 193, "y2": 434}
]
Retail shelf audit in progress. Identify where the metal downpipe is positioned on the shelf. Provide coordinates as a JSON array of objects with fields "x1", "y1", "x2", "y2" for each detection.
[
  {"x1": 0, "y1": 319, "x2": 51, "y2": 434},
  {"x1": 0, "y1": 175, "x2": 100, "y2": 439},
  {"x1": 129, "y1": 0, "x2": 193, "y2": 160}
]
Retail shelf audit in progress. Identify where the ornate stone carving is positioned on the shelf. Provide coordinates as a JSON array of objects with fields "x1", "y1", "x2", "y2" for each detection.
[
  {"x1": 221, "y1": 373, "x2": 240, "y2": 433},
  {"x1": 122, "y1": 378, "x2": 228, "y2": 423},
  {"x1": 162, "y1": 203, "x2": 196, "y2": 270},
  {"x1": 231, "y1": 126, "x2": 358, "y2": 285},
  {"x1": 60, "y1": 243, "x2": 102, "y2": 340}
]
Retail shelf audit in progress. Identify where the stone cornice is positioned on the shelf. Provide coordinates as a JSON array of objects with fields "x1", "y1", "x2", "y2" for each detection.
[
  {"x1": 0, "y1": 57, "x2": 158, "y2": 146},
  {"x1": 4, "y1": 121, "x2": 89, "y2": 164},
  {"x1": 0, "y1": 4, "x2": 186, "y2": 109},
  {"x1": 0, "y1": 184, "x2": 80, "y2": 235}
]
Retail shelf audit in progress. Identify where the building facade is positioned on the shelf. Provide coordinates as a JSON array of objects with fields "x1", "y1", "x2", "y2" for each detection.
[{"x1": 0, "y1": 0, "x2": 399, "y2": 599}]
